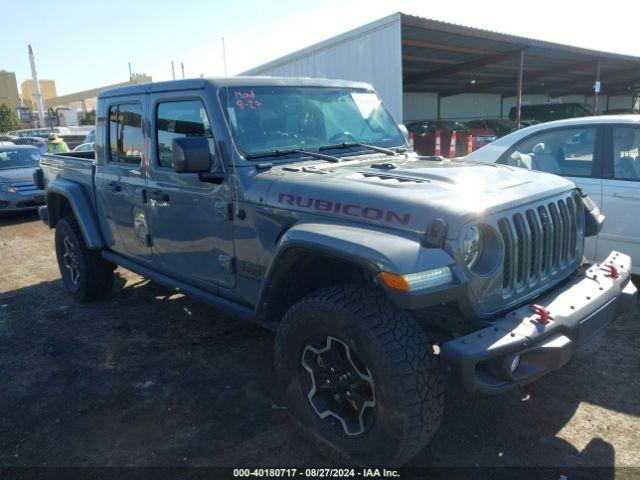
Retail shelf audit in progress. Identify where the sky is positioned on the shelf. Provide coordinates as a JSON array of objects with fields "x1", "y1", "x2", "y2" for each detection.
[{"x1": 1, "y1": 0, "x2": 638, "y2": 96}]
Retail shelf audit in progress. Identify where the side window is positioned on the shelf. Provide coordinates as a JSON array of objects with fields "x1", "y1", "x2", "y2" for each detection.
[
  {"x1": 108, "y1": 103, "x2": 143, "y2": 165},
  {"x1": 612, "y1": 127, "x2": 640, "y2": 181},
  {"x1": 498, "y1": 127, "x2": 597, "y2": 177},
  {"x1": 156, "y1": 100, "x2": 214, "y2": 169}
]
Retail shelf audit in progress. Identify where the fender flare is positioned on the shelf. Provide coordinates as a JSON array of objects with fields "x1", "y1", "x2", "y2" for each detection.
[
  {"x1": 257, "y1": 221, "x2": 457, "y2": 320},
  {"x1": 46, "y1": 179, "x2": 105, "y2": 249}
]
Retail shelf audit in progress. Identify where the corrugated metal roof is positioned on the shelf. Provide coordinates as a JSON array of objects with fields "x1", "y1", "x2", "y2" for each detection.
[
  {"x1": 242, "y1": 12, "x2": 640, "y2": 98},
  {"x1": 400, "y1": 14, "x2": 640, "y2": 96}
]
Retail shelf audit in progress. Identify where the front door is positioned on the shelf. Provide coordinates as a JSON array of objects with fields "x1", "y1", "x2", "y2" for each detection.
[
  {"x1": 598, "y1": 125, "x2": 640, "y2": 273},
  {"x1": 146, "y1": 94, "x2": 235, "y2": 290},
  {"x1": 94, "y1": 100, "x2": 151, "y2": 262}
]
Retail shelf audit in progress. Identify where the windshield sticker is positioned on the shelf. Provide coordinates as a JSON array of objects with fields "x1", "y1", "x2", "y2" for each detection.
[
  {"x1": 350, "y1": 92, "x2": 381, "y2": 118},
  {"x1": 234, "y1": 89, "x2": 262, "y2": 110}
]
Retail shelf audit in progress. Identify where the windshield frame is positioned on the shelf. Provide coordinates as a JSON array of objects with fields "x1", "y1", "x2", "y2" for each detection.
[{"x1": 216, "y1": 85, "x2": 407, "y2": 163}]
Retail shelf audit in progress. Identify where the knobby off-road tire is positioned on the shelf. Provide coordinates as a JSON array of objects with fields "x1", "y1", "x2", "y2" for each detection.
[
  {"x1": 274, "y1": 285, "x2": 444, "y2": 466},
  {"x1": 55, "y1": 216, "x2": 114, "y2": 302}
]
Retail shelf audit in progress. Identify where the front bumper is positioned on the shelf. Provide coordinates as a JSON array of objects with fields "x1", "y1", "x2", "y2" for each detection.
[
  {"x1": 0, "y1": 191, "x2": 45, "y2": 212},
  {"x1": 440, "y1": 251, "x2": 637, "y2": 394}
]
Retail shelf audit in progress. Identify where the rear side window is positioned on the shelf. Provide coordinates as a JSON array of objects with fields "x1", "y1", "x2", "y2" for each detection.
[
  {"x1": 108, "y1": 103, "x2": 143, "y2": 165},
  {"x1": 498, "y1": 127, "x2": 598, "y2": 177},
  {"x1": 612, "y1": 127, "x2": 640, "y2": 181},
  {"x1": 156, "y1": 100, "x2": 213, "y2": 169}
]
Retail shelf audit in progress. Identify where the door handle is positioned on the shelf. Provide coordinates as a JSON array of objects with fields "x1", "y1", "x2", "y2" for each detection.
[
  {"x1": 148, "y1": 190, "x2": 170, "y2": 202},
  {"x1": 104, "y1": 182, "x2": 121, "y2": 193}
]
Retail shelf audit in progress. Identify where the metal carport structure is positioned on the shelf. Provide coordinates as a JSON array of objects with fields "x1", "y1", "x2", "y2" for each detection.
[
  {"x1": 244, "y1": 13, "x2": 640, "y2": 123},
  {"x1": 401, "y1": 14, "x2": 640, "y2": 124}
]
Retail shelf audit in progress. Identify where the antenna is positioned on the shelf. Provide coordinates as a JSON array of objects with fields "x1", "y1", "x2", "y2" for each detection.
[
  {"x1": 128, "y1": 62, "x2": 132, "y2": 80},
  {"x1": 171, "y1": 60, "x2": 176, "y2": 80},
  {"x1": 181, "y1": 62, "x2": 185, "y2": 79}
]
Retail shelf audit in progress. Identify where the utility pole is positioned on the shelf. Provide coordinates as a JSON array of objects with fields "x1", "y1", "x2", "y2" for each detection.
[
  {"x1": 171, "y1": 61, "x2": 176, "y2": 80},
  {"x1": 128, "y1": 62, "x2": 133, "y2": 81},
  {"x1": 28, "y1": 45, "x2": 46, "y2": 128},
  {"x1": 181, "y1": 62, "x2": 185, "y2": 79}
]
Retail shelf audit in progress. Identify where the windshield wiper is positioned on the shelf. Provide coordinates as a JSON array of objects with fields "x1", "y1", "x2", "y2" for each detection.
[
  {"x1": 318, "y1": 141, "x2": 400, "y2": 156},
  {"x1": 245, "y1": 148, "x2": 340, "y2": 163}
]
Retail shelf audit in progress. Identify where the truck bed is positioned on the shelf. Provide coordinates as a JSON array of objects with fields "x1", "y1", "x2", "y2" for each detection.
[{"x1": 39, "y1": 151, "x2": 96, "y2": 208}]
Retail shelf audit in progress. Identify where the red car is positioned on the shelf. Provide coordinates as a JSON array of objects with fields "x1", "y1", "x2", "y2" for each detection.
[
  {"x1": 405, "y1": 120, "x2": 473, "y2": 157},
  {"x1": 464, "y1": 118, "x2": 519, "y2": 150}
]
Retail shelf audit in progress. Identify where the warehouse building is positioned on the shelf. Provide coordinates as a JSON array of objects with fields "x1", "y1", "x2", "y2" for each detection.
[{"x1": 243, "y1": 13, "x2": 640, "y2": 123}]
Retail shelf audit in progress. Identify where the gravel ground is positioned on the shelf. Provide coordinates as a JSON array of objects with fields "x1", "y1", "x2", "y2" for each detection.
[{"x1": 1, "y1": 211, "x2": 639, "y2": 476}]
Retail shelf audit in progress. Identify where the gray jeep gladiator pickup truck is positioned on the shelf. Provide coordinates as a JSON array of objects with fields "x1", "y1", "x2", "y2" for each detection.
[{"x1": 35, "y1": 77, "x2": 636, "y2": 466}]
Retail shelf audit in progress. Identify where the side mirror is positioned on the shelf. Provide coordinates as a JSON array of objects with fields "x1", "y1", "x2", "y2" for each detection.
[{"x1": 172, "y1": 136, "x2": 212, "y2": 173}]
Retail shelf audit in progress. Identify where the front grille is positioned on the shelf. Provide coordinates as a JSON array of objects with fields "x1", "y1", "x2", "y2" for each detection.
[
  {"x1": 10, "y1": 181, "x2": 40, "y2": 195},
  {"x1": 499, "y1": 193, "x2": 582, "y2": 295}
]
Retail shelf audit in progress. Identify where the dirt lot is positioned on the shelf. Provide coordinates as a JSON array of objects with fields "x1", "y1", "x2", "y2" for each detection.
[{"x1": 1, "y1": 212, "x2": 639, "y2": 475}]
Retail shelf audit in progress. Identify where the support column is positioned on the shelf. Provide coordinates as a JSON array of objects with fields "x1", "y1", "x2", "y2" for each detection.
[
  {"x1": 515, "y1": 50, "x2": 524, "y2": 128},
  {"x1": 593, "y1": 60, "x2": 601, "y2": 115},
  {"x1": 436, "y1": 93, "x2": 441, "y2": 120}
]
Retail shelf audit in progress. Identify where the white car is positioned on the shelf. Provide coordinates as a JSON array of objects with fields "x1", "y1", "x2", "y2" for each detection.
[
  {"x1": 72, "y1": 142, "x2": 95, "y2": 152},
  {"x1": 466, "y1": 115, "x2": 640, "y2": 274}
]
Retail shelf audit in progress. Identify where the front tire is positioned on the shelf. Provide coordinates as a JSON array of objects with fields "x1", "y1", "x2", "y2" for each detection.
[
  {"x1": 55, "y1": 216, "x2": 114, "y2": 302},
  {"x1": 274, "y1": 285, "x2": 444, "y2": 466}
]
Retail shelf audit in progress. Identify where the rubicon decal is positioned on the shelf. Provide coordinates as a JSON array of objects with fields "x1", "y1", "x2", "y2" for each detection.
[{"x1": 278, "y1": 193, "x2": 411, "y2": 226}]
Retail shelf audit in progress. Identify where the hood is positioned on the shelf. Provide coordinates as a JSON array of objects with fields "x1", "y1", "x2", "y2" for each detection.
[
  {"x1": 262, "y1": 155, "x2": 576, "y2": 237},
  {"x1": 0, "y1": 167, "x2": 37, "y2": 184}
]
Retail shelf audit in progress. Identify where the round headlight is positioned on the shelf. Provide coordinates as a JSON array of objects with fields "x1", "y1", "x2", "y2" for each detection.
[{"x1": 463, "y1": 226, "x2": 483, "y2": 268}]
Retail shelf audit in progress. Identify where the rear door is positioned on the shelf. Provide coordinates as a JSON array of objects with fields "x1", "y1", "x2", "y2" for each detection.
[
  {"x1": 597, "y1": 125, "x2": 640, "y2": 272},
  {"x1": 146, "y1": 93, "x2": 235, "y2": 290},
  {"x1": 497, "y1": 125, "x2": 604, "y2": 262},
  {"x1": 94, "y1": 99, "x2": 151, "y2": 262}
]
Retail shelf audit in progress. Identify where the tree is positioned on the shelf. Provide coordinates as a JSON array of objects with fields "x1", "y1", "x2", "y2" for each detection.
[
  {"x1": 80, "y1": 109, "x2": 96, "y2": 126},
  {"x1": 0, "y1": 103, "x2": 21, "y2": 133}
]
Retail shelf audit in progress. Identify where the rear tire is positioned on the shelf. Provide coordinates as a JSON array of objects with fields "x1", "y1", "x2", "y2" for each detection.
[
  {"x1": 274, "y1": 285, "x2": 444, "y2": 466},
  {"x1": 55, "y1": 216, "x2": 114, "y2": 302}
]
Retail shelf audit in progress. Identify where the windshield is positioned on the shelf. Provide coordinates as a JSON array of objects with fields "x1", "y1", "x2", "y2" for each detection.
[
  {"x1": 0, "y1": 148, "x2": 40, "y2": 169},
  {"x1": 220, "y1": 86, "x2": 405, "y2": 157}
]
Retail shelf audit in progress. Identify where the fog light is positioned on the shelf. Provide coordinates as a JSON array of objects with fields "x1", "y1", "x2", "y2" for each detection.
[{"x1": 509, "y1": 354, "x2": 521, "y2": 374}]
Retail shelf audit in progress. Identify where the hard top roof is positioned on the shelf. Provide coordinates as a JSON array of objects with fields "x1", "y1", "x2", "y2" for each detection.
[{"x1": 99, "y1": 76, "x2": 374, "y2": 99}]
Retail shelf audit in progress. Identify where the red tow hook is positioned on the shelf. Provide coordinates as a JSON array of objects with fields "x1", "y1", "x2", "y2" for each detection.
[
  {"x1": 531, "y1": 304, "x2": 551, "y2": 325},
  {"x1": 601, "y1": 264, "x2": 619, "y2": 279}
]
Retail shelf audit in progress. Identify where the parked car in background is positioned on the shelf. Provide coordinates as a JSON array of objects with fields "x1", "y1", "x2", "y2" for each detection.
[
  {"x1": 466, "y1": 115, "x2": 640, "y2": 273},
  {"x1": 405, "y1": 119, "x2": 472, "y2": 156},
  {"x1": 0, "y1": 135, "x2": 16, "y2": 142},
  {"x1": 509, "y1": 103, "x2": 592, "y2": 124},
  {"x1": 7, "y1": 126, "x2": 72, "y2": 138},
  {"x1": 83, "y1": 129, "x2": 95, "y2": 144},
  {"x1": 11, "y1": 136, "x2": 47, "y2": 153},
  {"x1": 464, "y1": 118, "x2": 520, "y2": 150},
  {"x1": 462, "y1": 121, "x2": 496, "y2": 150},
  {"x1": 73, "y1": 142, "x2": 95, "y2": 152},
  {"x1": 604, "y1": 108, "x2": 639, "y2": 115},
  {"x1": 519, "y1": 119, "x2": 541, "y2": 128},
  {"x1": 0, "y1": 144, "x2": 45, "y2": 213}
]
